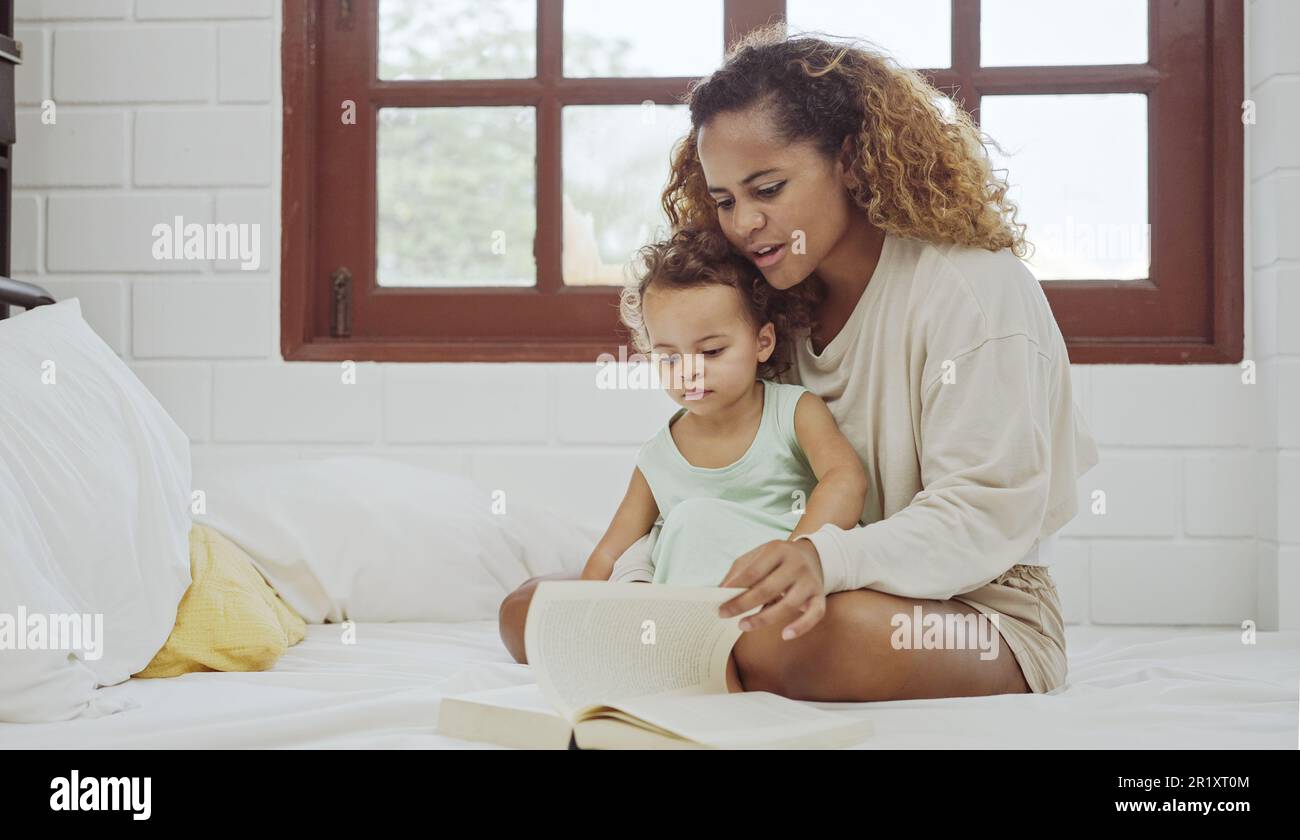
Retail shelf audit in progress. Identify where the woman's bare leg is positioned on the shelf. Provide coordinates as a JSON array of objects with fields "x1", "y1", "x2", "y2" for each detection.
[
  {"x1": 725, "y1": 652, "x2": 744, "y2": 693},
  {"x1": 730, "y1": 588, "x2": 1031, "y2": 701},
  {"x1": 497, "y1": 571, "x2": 581, "y2": 664}
]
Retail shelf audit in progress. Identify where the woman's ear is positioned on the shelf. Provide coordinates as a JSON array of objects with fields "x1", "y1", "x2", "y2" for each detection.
[{"x1": 836, "y1": 134, "x2": 855, "y2": 179}]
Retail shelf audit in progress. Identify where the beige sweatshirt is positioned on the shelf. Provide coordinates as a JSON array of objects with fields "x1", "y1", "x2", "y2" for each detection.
[
  {"x1": 780, "y1": 234, "x2": 1099, "y2": 600},
  {"x1": 610, "y1": 233, "x2": 1099, "y2": 601}
]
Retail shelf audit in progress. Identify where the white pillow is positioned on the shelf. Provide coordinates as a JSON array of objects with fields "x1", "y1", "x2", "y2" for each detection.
[
  {"x1": 498, "y1": 495, "x2": 604, "y2": 581},
  {"x1": 0, "y1": 299, "x2": 193, "y2": 723},
  {"x1": 196, "y1": 456, "x2": 597, "y2": 623}
]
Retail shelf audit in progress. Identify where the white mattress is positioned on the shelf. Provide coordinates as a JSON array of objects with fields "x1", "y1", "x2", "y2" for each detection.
[{"x1": 1, "y1": 622, "x2": 1295, "y2": 749}]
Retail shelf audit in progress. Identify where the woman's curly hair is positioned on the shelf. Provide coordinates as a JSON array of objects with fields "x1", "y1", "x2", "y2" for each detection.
[
  {"x1": 661, "y1": 24, "x2": 1028, "y2": 257},
  {"x1": 619, "y1": 226, "x2": 820, "y2": 382}
]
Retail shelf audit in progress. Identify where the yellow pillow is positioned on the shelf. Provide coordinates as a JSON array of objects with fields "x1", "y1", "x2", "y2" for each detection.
[{"x1": 135, "y1": 523, "x2": 307, "y2": 678}]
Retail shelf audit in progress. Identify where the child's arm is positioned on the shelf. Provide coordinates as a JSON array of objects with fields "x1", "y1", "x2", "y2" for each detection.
[
  {"x1": 788, "y1": 392, "x2": 869, "y2": 541},
  {"x1": 579, "y1": 466, "x2": 661, "y2": 580}
]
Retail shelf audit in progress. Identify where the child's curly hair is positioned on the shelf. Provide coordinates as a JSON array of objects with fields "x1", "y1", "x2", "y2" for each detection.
[
  {"x1": 661, "y1": 24, "x2": 1028, "y2": 257},
  {"x1": 619, "y1": 226, "x2": 821, "y2": 381}
]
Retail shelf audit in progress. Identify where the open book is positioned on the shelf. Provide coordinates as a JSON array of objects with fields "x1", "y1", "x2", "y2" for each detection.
[{"x1": 437, "y1": 581, "x2": 875, "y2": 749}]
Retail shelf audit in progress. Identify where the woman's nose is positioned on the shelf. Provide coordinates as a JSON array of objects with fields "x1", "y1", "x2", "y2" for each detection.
[{"x1": 729, "y1": 199, "x2": 765, "y2": 240}]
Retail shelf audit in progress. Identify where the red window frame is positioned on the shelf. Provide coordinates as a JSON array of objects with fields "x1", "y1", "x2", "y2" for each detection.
[{"x1": 281, "y1": 0, "x2": 1243, "y2": 363}]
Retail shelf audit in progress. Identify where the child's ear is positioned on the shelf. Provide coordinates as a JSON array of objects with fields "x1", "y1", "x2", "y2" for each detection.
[{"x1": 756, "y1": 321, "x2": 777, "y2": 363}]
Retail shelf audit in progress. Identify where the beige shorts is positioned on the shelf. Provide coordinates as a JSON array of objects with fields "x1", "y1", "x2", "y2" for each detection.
[{"x1": 951, "y1": 564, "x2": 1068, "y2": 694}]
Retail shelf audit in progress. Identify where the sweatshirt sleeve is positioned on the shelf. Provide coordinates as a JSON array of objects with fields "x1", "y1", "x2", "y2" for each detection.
[{"x1": 795, "y1": 333, "x2": 1055, "y2": 601}]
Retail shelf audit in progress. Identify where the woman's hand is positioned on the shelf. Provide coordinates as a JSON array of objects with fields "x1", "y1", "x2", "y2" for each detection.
[{"x1": 717, "y1": 539, "x2": 827, "y2": 641}]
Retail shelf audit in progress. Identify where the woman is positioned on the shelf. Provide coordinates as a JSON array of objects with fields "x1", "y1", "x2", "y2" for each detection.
[{"x1": 500, "y1": 26, "x2": 1098, "y2": 701}]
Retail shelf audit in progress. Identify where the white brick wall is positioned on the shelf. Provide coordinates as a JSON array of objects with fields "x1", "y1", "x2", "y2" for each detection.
[
  {"x1": 14, "y1": 111, "x2": 126, "y2": 187},
  {"x1": 1249, "y1": 0, "x2": 1300, "y2": 631},
  {"x1": 47, "y1": 194, "x2": 211, "y2": 272},
  {"x1": 217, "y1": 25, "x2": 273, "y2": 102},
  {"x1": 134, "y1": 110, "x2": 272, "y2": 185},
  {"x1": 14, "y1": 27, "x2": 46, "y2": 105},
  {"x1": 10, "y1": 0, "x2": 1297, "y2": 628},
  {"x1": 211, "y1": 363, "x2": 382, "y2": 443},
  {"x1": 383, "y1": 365, "x2": 551, "y2": 444},
  {"x1": 132, "y1": 276, "x2": 272, "y2": 357},
  {"x1": 18, "y1": 0, "x2": 131, "y2": 21},
  {"x1": 10, "y1": 194, "x2": 38, "y2": 272},
  {"x1": 53, "y1": 28, "x2": 214, "y2": 103}
]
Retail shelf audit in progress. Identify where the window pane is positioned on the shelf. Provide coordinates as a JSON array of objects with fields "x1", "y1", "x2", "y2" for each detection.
[
  {"x1": 378, "y1": 0, "x2": 535, "y2": 80},
  {"x1": 786, "y1": 0, "x2": 951, "y2": 69},
  {"x1": 376, "y1": 107, "x2": 536, "y2": 287},
  {"x1": 564, "y1": 0, "x2": 722, "y2": 78},
  {"x1": 981, "y1": 94, "x2": 1149, "y2": 281},
  {"x1": 562, "y1": 104, "x2": 692, "y2": 285},
  {"x1": 981, "y1": 0, "x2": 1147, "y2": 67}
]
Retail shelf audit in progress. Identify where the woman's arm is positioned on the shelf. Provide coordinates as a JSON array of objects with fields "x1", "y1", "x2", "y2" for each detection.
[
  {"x1": 579, "y1": 466, "x2": 660, "y2": 580},
  {"x1": 787, "y1": 392, "x2": 868, "y2": 541},
  {"x1": 794, "y1": 334, "x2": 1057, "y2": 601}
]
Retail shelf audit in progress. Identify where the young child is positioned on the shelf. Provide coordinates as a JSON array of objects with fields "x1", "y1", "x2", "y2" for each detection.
[{"x1": 580, "y1": 227, "x2": 868, "y2": 588}]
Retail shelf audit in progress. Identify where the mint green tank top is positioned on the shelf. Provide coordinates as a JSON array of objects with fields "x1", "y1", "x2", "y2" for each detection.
[{"x1": 635, "y1": 378, "x2": 818, "y2": 587}]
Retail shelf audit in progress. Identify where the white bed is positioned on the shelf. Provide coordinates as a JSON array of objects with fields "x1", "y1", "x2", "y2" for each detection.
[
  {"x1": 2, "y1": 622, "x2": 1295, "y2": 749},
  {"x1": 2, "y1": 296, "x2": 1294, "y2": 749}
]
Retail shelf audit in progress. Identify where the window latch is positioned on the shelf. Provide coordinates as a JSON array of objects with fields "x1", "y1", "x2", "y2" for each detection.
[{"x1": 330, "y1": 267, "x2": 352, "y2": 338}]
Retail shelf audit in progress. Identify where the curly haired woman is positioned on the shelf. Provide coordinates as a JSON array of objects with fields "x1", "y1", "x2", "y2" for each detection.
[{"x1": 500, "y1": 25, "x2": 1099, "y2": 701}]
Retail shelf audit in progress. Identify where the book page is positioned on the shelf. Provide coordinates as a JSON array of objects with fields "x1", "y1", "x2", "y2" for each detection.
[
  {"x1": 524, "y1": 581, "x2": 757, "y2": 720},
  {"x1": 602, "y1": 690, "x2": 876, "y2": 749}
]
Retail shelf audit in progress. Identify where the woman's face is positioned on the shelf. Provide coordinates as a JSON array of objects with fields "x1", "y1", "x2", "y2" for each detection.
[
  {"x1": 697, "y1": 107, "x2": 855, "y2": 291},
  {"x1": 642, "y1": 284, "x2": 774, "y2": 415}
]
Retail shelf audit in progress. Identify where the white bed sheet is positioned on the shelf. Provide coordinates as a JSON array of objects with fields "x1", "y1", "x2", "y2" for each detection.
[{"x1": 1, "y1": 623, "x2": 1295, "y2": 749}]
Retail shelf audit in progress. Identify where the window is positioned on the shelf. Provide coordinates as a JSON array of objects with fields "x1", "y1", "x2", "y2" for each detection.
[{"x1": 282, "y1": 0, "x2": 1243, "y2": 363}]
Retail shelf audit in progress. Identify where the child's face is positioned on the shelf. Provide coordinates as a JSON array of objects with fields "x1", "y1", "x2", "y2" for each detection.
[{"x1": 643, "y1": 284, "x2": 776, "y2": 414}]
